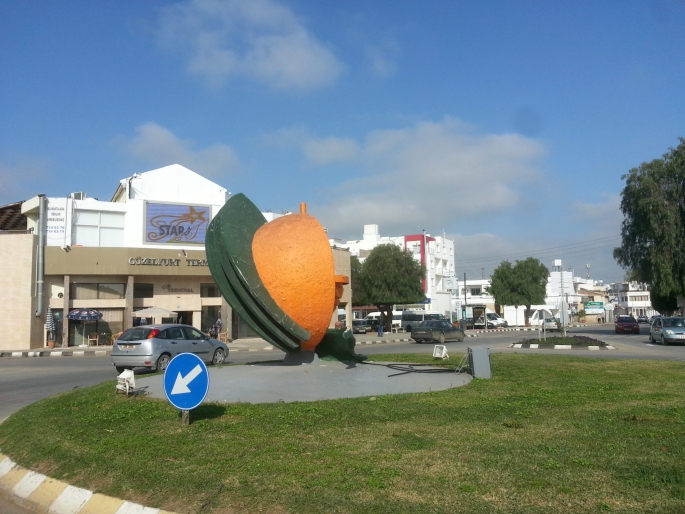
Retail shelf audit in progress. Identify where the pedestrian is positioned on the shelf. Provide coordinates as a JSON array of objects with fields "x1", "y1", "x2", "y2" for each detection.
[
  {"x1": 215, "y1": 316, "x2": 222, "y2": 332},
  {"x1": 377, "y1": 315, "x2": 384, "y2": 337},
  {"x1": 209, "y1": 324, "x2": 218, "y2": 338}
]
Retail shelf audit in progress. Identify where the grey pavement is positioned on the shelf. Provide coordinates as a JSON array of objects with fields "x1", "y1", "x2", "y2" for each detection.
[{"x1": 140, "y1": 355, "x2": 472, "y2": 404}]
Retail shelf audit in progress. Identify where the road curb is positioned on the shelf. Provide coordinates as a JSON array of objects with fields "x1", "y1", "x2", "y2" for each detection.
[
  {"x1": 0, "y1": 452, "x2": 178, "y2": 514},
  {"x1": 507, "y1": 343, "x2": 617, "y2": 350}
]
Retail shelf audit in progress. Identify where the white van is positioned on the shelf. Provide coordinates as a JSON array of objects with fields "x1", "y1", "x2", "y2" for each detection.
[
  {"x1": 365, "y1": 311, "x2": 403, "y2": 325},
  {"x1": 401, "y1": 310, "x2": 447, "y2": 332},
  {"x1": 486, "y1": 312, "x2": 508, "y2": 328}
]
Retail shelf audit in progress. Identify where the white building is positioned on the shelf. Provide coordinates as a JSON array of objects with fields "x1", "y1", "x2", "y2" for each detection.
[
  {"x1": 609, "y1": 282, "x2": 655, "y2": 317},
  {"x1": 330, "y1": 224, "x2": 455, "y2": 316},
  {"x1": 455, "y1": 259, "x2": 612, "y2": 326}
]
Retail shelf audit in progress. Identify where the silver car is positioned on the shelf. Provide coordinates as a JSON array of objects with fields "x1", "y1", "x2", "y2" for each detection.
[
  {"x1": 649, "y1": 317, "x2": 685, "y2": 345},
  {"x1": 111, "y1": 324, "x2": 228, "y2": 373}
]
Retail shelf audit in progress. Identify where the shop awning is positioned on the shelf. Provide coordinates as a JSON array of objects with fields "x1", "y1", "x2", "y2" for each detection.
[{"x1": 133, "y1": 307, "x2": 178, "y2": 318}]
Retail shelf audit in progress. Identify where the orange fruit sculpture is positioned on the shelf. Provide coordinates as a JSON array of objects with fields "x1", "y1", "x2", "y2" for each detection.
[
  {"x1": 206, "y1": 194, "x2": 363, "y2": 361},
  {"x1": 252, "y1": 203, "x2": 348, "y2": 351}
]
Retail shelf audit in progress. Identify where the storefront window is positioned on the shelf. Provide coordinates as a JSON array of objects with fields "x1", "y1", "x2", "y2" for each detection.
[
  {"x1": 71, "y1": 283, "x2": 98, "y2": 300},
  {"x1": 67, "y1": 308, "x2": 123, "y2": 346},
  {"x1": 71, "y1": 283, "x2": 125, "y2": 300},
  {"x1": 99, "y1": 283, "x2": 124, "y2": 299},
  {"x1": 200, "y1": 283, "x2": 220, "y2": 297},
  {"x1": 232, "y1": 311, "x2": 260, "y2": 339},
  {"x1": 201, "y1": 306, "x2": 220, "y2": 333},
  {"x1": 134, "y1": 283, "x2": 154, "y2": 298}
]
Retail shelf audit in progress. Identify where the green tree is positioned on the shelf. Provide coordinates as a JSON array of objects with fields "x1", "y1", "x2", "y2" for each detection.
[
  {"x1": 650, "y1": 290, "x2": 678, "y2": 316},
  {"x1": 360, "y1": 244, "x2": 426, "y2": 332},
  {"x1": 614, "y1": 138, "x2": 685, "y2": 303},
  {"x1": 350, "y1": 255, "x2": 370, "y2": 307},
  {"x1": 488, "y1": 261, "x2": 522, "y2": 311},
  {"x1": 488, "y1": 258, "x2": 548, "y2": 326},
  {"x1": 515, "y1": 257, "x2": 549, "y2": 326}
]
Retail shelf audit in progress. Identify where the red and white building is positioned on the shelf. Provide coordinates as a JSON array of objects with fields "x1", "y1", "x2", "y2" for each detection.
[{"x1": 329, "y1": 224, "x2": 455, "y2": 316}]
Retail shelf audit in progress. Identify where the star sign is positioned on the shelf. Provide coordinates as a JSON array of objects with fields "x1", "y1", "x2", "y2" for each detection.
[{"x1": 186, "y1": 206, "x2": 207, "y2": 224}]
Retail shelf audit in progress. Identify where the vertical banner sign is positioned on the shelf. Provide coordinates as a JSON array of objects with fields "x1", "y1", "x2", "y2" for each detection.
[{"x1": 145, "y1": 202, "x2": 210, "y2": 245}]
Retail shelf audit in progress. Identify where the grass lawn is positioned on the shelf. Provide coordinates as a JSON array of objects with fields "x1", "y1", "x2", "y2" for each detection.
[{"x1": 1, "y1": 354, "x2": 684, "y2": 513}]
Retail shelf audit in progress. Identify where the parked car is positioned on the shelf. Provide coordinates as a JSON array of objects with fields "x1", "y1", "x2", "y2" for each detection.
[
  {"x1": 111, "y1": 324, "x2": 229, "y2": 373},
  {"x1": 411, "y1": 320, "x2": 465, "y2": 344},
  {"x1": 636, "y1": 315, "x2": 649, "y2": 324},
  {"x1": 649, "y1": 316, "x2": 685, "y2": 345},
  {"x1": 614, "y1": 315, "x2": 640, "y2": 334},
  {"x1": 541, "y1": 318, "x2": 559, "y2": 332},
  {"x1": 352, "y1": 319, "x2": 369, "y2": 334}
]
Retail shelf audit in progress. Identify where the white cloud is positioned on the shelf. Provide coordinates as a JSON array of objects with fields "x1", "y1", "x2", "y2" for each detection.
[
  {"x1": 303, "y1": 137, "x2": 359, "y2": 165},
  {"x1": 572, "y1": 194, "x2": 623, "y2": 236},
  {"x1": 157, "y1": 0, "x2": 345, "y2": 90},
  {"x1": 365, "y1": 40, "x2": 399, "y2": 78},
  {"x1": 120, "y1": 122, "x2": 240, "y2": 177},
  {"x1": 263, "y1": 127, "x2": 359, "y2": 165},
  {"x1": 310, "y1": 117, "x2": 546, "y2": 236}
]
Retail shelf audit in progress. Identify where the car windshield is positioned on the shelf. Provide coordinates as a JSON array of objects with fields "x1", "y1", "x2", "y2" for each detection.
[
  {"x1": 353, "y1": 320, "x2": 365, "y2": 326},
  {"x1": 119, "y1": 327, "x2": 157, "y2": 341},
  {"x1": 663, "y1": 317, "x2": 685, "y2": 327},
  {"x1": 544, "y1": 318, "x2": 555, "y2": 322},
  {"x1": 618, "y1": 316, "x2": 636, "y2": 322}
]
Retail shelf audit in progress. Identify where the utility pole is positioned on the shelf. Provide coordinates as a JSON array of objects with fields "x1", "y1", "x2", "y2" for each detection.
[
  {"x1": 463, "y1": 272, "x2": 467, "y2": 319},
  {"x1": 560, "y1": 263, "x2": 567, "y2": 337}
]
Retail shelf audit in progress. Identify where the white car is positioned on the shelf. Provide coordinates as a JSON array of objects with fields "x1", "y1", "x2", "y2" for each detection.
[{"x1": 541, "y1": 318, "x2": 559, "y2": 332}]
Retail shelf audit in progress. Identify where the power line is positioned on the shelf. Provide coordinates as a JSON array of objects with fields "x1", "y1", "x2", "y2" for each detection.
[
  {"x1": 457, "y1": 235, "x2": 621, "y2": 265},
  {"x1": 458, "y1": 241, "x2": 621, "y2": 277}
]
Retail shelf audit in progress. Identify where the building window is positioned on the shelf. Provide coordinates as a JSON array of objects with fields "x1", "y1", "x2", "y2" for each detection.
[
  {"x1": 201, "y1": 283, "x2": 221, "y2": 298},
  {"x1": 133, "y1": 283, "x2": 154, "y2": 299},
  {"x1": 73, "y1": 210, "x2": 124, "y2": 247},
  {"x1": 71, "y1": 283, "x2": 125, "y2": 300},
  {"x1": 470, "y1": 287, "x2": 481, "y2": 295}
]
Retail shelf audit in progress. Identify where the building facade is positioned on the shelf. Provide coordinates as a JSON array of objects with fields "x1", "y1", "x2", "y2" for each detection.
[
  {"x1": 2, "y1": 164, "x2": 351, "y2": 351},
  {"x1": 330, "y1": 224, "x2": 455, "y2": 316},
  {"x1": 609, "y1": 282, "x2": 654, "y2": 318}
]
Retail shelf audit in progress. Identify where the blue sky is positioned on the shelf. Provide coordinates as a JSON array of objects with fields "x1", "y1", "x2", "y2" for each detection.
[{"x1": 1, "y1": 0, "x2": 684, "y2": 283}]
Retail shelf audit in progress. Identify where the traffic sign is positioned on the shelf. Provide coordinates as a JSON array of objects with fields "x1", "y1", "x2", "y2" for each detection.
[{"x1": 163, "y1": 353, "x2": 209, "y2": 410}]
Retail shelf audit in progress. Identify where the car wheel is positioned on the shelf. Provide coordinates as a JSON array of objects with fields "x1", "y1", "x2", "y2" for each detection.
[
  {"x1": 115, "y1": 366, "x2": 128, "y2": 374},
  {"x1": 155, "y1": 354, "x2": 171, "y2": 372},
  {"x1": 437, "y1": 333, "x2": 445, "y2": 344},
  {"x1": 649, "y1": 333, "x2": 654, "y2": 343},
  {"x1": 212, "y1": 348, "x2": 226, "y2": 366},
  {"x1": 615, "y1": 329, "x2": 619, "y2": 334},
  {"x1": 457, "y1": 332, "x2": 465, "y2": 342},
  {"x1": 661, "y1": 335, "x2": 667, "y2": 346},
  {"x1": 413, "y1": 339, "x2": 422, "y2": 344}
]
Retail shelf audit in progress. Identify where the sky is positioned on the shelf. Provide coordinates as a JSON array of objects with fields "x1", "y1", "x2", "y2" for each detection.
[{"x1": 1, "y1": 0, "x2": 684, "y2": 284}]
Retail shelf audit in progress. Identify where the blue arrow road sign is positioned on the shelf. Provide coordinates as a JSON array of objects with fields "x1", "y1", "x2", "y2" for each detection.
[{"x1": 163, "y1": 353, "x2": 209, "y2": 410}]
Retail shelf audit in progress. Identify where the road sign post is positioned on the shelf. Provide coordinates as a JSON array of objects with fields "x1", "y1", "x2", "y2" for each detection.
[{"x1": 163, "y1": 353, "x2": 210, "y2": 425}]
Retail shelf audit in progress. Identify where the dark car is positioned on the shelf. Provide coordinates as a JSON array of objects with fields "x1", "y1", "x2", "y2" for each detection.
[
  {"x1": 111, "y1": 324, "x2": 229, "y2": 373},
  {"x1": 411, "y1": 320, "x2": 465, "y2": 344},
  {"x1": 636, "y1": 315, "x2": 649, "y2": 324},
  {"x1": 614, "y1": 315, "x2": 640, "y2": 334},
  {"x1": 352, "y1": 319, "x2": 369, "y2": 334},
  {"x1": 649, "y1": 316, "x2": 685, "y2": 345}
]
